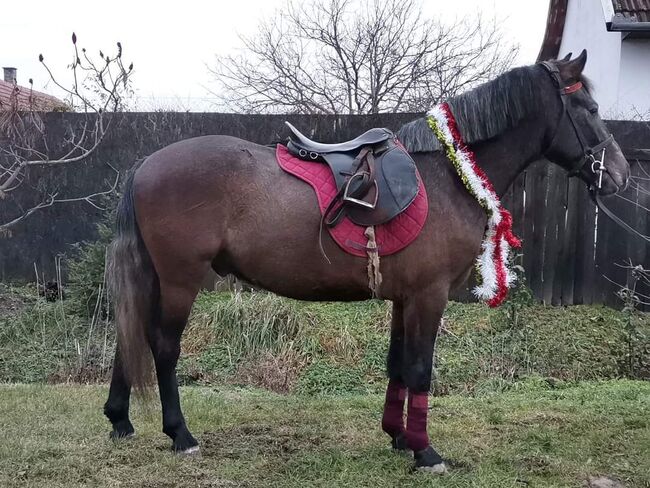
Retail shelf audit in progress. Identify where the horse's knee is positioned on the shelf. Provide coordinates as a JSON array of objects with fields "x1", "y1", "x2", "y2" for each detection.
[{"x1": 402, "y1": 357, "x2": 432, "y2": 392}]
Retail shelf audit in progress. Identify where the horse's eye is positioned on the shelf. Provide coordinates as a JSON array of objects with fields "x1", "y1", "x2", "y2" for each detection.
[{"x1": 589, "y1": 105, "x2": 599, "y2": 115}]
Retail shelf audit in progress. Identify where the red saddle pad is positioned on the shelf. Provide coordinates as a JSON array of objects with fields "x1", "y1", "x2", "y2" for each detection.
[{"x1": 276, "y1": 144, "x2": 428, "y2": 257}]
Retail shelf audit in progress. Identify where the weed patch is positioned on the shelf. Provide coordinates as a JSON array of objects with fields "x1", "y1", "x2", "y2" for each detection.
[{"x1": 1, "y1": 287, "x2": 648, "y2": 395}]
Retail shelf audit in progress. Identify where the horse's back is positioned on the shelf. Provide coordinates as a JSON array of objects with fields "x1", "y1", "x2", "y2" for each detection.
[
  {"x1": 133, "y1": 135, "x2": 278, "y2": 204},
  {"x1": 138, "y1": 135, "x2": 273, "y2": 174}
]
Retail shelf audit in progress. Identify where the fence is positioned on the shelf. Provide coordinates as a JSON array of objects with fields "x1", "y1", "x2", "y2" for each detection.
[{"x1": 0, "y1": 113, "x2": 648, "y2": 307}]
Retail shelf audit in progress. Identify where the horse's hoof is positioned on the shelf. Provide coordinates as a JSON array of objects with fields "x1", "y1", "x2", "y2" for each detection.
[
  {"x1": 109, "y1": 419, "x2": 135, "y2": 441},
  {"x1": 171, "y1": 430, "x2": 199, "y2": 454},
  {"x1": 109, "y1": 429, "x2": 135, "y2": 441},
  {"x1": 177, "y1": 445, "x2": 201, "y2": 456},
  {"x1": 391, "y1": 432, "x2": 412, "y2": 455},
  {"x1": 417, "y1": 463, "x2": 447, "y2": 474},
  {"x1": 414, "y1": 446, "x2": 446, "y2": 474}
]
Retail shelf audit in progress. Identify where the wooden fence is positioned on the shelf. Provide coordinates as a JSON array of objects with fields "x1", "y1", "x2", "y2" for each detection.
[{"x1": 452, "y1": 158, "x2": 650, "y2": 308}]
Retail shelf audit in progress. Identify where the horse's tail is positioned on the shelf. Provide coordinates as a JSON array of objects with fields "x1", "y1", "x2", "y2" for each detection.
[{"x1": 108, "y1": 162, "x2": 158, "y2": 393}]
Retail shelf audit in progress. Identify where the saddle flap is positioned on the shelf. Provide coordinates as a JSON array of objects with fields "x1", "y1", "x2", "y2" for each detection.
[{"x1": 346, "y1": 145, "x2": 419, "y2": 226}]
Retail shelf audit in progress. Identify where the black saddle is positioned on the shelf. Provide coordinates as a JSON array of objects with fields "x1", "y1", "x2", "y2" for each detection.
[{"x1": 285, "y1": 122, "x2": 419, "y2": 227}]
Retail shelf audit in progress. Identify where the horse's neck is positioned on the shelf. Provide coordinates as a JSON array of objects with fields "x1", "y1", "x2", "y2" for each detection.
[{"x1": 471, "y1": 118, "x2": 547, "y2": 198}]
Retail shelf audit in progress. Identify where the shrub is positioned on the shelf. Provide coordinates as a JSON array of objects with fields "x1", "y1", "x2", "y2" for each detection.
[{"x1": 66, "y1": 223, "x2": 114, "y2": 318}]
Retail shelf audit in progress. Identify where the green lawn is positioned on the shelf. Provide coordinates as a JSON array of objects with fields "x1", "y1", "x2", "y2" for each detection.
[{"x1": 0, "y1": 381, "x2": 648, "y2": 487}]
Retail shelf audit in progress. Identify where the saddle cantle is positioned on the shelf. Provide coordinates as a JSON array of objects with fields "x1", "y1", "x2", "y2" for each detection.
[{"x1": 285, "y1": 122, "x2": 419, "y2": 227}]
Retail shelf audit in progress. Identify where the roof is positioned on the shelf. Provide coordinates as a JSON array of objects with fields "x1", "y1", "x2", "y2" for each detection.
[
  {"x1": 0, "y1": 79, "x2": 68, "y2": 112},
  {"x1": 612, "y1": 0, "x2": 650, "y2": 22},
  {"x1": 538, "y1": 0, "x2": 650, "y2": 61}
]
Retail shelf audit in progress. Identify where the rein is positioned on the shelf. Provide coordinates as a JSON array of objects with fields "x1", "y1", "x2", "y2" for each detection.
[
  {"x1": 539, "y1": 61, "x2": 613, "y2": 189},
  {"x1": 595, "y1": 194, "x2": 650, "y2": 243}
]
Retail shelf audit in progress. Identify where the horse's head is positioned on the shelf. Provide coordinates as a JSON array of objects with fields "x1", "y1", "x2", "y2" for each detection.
[{"x1": 541, "y1": 50, "x2": 630, "y2": 196}]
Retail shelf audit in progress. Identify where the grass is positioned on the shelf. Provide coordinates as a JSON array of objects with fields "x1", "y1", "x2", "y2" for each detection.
[
  {"x1": 179, "y1": 291, "x2": 649, "y2": 394},
  {"x1": 0, "y1": 284, "x2": 112, "y2": 384},
  {"x1": 1, "y1": 286, "x2": 648, "y2": 394},
  {"x1": 0, "y1": 380, "x2": 648, "y2": 487}
]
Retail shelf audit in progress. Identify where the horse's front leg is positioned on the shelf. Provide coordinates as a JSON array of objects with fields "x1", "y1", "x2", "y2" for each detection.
[
  {"x1": 401, "y1": 285, "x2": 447, "y2": 473},
  {"x1": 382, "y1": 301, "x2": 408, "y2": 450}
]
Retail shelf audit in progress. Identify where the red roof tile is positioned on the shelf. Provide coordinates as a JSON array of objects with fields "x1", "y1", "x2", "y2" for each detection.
[{"x1": 0, "y1": 79, "x2": 68, "y2": 112}]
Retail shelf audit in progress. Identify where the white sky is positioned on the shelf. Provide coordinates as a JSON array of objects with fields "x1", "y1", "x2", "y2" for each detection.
[{"x1": 1, "y1": 0, "x2": 550, "y2": 111}]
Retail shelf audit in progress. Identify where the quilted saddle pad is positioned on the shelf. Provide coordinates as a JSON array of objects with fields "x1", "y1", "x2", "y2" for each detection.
[{"x1": 275, "y1": 144, "x2": 428, "y2": 257}]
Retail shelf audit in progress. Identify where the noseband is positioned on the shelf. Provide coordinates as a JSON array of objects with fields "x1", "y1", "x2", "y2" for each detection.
[{"x1": 539, "y1": 61, "x2": 614, "y2": 189}]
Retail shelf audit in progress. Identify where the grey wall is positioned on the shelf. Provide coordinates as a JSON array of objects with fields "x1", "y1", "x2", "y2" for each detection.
[
  {"x1": 0, "y1": 113, "x2": 648, "y2": 308},
  {"x1": 0, "y1": 112, "x2": 416, "y2": 282}
]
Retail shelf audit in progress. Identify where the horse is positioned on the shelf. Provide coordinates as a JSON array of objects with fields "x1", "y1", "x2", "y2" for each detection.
[{"x1": 104, "y1": 50, "x2": 630, "y2": 474}]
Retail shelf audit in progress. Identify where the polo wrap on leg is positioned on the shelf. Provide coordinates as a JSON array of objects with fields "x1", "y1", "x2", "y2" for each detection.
[
  {"x1": 405, "y1": 391, "x2": 430, "y2": 451},
  {"x1": 381, "y1": 379, "x2": 406, "y2": 437}
]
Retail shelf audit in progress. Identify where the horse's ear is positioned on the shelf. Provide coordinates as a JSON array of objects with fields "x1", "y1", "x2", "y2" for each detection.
[
  {"x1": 561, "y1": 52, "x2": 572, "y2": 61},
  {"x1": 567, "y1": 49, "x2": 587, "y2": 76}
]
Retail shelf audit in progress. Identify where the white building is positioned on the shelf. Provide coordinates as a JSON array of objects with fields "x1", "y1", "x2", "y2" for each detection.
[{"x1": 538, "y1": 0, "x2": 650, "y2": 119}]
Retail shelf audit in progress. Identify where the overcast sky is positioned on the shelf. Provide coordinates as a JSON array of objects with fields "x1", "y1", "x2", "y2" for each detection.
[{"x1": 1, "y1": 0, "x2": 550, "y2": 111}]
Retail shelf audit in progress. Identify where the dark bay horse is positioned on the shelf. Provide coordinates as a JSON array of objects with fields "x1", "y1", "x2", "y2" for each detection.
[{"x1": 104, "y1": 51, "x2": 630, "y2": 473}]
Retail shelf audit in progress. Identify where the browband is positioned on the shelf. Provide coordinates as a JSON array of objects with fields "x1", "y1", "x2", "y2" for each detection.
[{"x1": 563, "y1": 82, "x2": 583, "y2": 95}]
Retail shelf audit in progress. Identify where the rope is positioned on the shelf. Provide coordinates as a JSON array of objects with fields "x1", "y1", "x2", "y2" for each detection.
[{"x1": 365, "y1": 226, "x2": 382, "y2": 296}]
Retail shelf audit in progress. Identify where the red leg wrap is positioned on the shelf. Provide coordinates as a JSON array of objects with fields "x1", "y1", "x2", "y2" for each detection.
[
  {"x1": 381, "y1": 379, "x2": 406, "y2": 437},
  {"x1": 405, "y1": 391, "x2": 430, "y2": 451}
]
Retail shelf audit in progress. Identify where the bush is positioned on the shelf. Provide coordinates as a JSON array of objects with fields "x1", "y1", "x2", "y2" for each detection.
[
  {"x1": 0, "y1": 286, "x2": 113, "y2": 383},
  {"x1": 66, "y1": 223, "x2": 114, "y2": 318}
]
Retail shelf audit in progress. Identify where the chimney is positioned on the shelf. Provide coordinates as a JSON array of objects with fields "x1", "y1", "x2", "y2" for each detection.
[{"x1": 3, "y1": 67, "x2": 17, "y2": 84}]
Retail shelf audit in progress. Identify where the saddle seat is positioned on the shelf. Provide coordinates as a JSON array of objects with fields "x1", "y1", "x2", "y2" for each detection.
[
  {"x1": 285, "y1": 122, "x2": 393, "y2": 154},
  {"x1": 285, "y1": 121, "x2": 419, "y2": 228}
]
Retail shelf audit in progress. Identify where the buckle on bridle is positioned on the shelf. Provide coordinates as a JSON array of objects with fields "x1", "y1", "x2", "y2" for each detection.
[{"x1": 589, "y1": 147, "x2": 607, "y2": 189}]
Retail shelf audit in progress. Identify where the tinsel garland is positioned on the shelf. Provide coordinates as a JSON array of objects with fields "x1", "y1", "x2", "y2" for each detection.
[{"x1": 427, "y1": 103, "x2": 521, "y2": 307}]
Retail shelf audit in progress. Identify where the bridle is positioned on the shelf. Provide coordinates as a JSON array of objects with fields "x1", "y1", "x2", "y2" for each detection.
[
  {"x1": 539, "y1": 62, "x2": 650, "y2": 243},
  {"x1": 539, "y1": 61, "x2": 614, "y2": 190}
]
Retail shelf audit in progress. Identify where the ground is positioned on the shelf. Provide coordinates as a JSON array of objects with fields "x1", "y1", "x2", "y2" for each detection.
[{"x1": 0, "y1": 380, "x2": 648, "y2": 488}]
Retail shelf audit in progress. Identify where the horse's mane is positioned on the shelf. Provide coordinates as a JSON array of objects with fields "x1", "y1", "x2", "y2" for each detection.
[{"x1": 397, "y1": 65, "x2": 544, "y2": 153}]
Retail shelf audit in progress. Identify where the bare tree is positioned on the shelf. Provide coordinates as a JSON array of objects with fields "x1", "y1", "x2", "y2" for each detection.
[
  {"x1": 210, "y1": 0, "x2": 518, "y2": 114},
  {"x1": 0, "y1": 33, "x2": 133, "y2": 236}
]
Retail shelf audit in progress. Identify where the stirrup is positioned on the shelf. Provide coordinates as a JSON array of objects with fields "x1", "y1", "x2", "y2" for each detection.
[{"x1": 343, "y1": 174, "x2": 378, "y2": 209}]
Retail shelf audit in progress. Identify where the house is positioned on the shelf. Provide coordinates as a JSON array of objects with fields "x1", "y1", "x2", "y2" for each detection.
[
  {"x1": 538, "y1": 0, "x2": 650, "y2": 119},
  {"x1": 0, "y1": 67, "x2": 68, "y2": 112}
]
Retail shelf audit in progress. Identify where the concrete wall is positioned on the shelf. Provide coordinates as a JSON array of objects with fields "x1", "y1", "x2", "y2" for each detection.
[{"x1": 618, "y1": 39, "x2": 650, "y2": 118}]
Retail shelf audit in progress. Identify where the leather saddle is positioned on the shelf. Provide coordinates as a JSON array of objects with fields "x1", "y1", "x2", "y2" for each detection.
[{"x1": 285, "y1": 122, "x2": 419, "y2": 227}]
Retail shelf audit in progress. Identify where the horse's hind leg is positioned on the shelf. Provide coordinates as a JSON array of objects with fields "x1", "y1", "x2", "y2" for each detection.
[
  {"x1": 401, "y1": 285, "x2": 447, "y2": 474},
  {"x1": 150, "y1": 278, "x2": 203, "y2": 453},
  {"x1": 104, "y1": 344, "x2": 134, "y2": 439}
]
